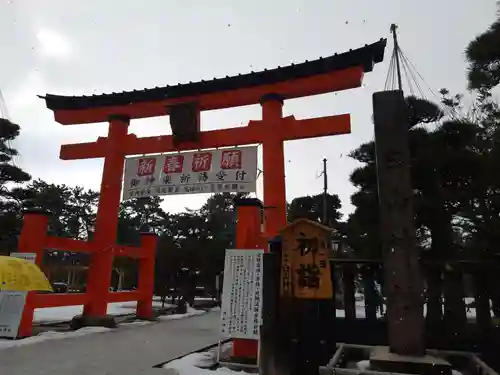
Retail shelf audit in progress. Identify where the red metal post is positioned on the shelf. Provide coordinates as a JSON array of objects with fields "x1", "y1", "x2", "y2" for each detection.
[
  {"x1": 17, "y1": 210, "x2": 49, "y2": 337},
  {"x1": 83, "y1": 115, "x2": 130, "y2": 317},
  {"x1": 137, "y1": 233, "x2": 157, "y2": 319},
  {"x1": 232, "y1": 198, "x2": 264, "y2": 359}
]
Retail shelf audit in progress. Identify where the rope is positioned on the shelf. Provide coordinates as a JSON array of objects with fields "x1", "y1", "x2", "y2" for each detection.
[
  {"x1": 400, "y1": 50, "x2": 438, "y2": 100},
  {"x1": 399, "y1": 49, "x2": 461, "y2": 121},
  {"x1": 384, "y1": 48, "x2": 397, "y2": 91},
  {"x1": 400, "y1": 57, "x2": 416, "y2": 97},
  {"x1": 383, "y1": 28, "x2": 462, "y2": 124}
]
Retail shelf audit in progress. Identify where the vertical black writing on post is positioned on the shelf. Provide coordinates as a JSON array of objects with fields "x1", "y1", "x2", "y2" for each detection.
[{"x1": 295, "y1": 237, "x2": 321, "y2": 290}]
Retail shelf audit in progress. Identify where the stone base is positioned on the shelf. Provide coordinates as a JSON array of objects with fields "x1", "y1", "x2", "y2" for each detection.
[
  {"x1": 172, "y1": 300, "x2": 188, "y2": 314},
  {"x1": 222, "y1": 357, "x2": 258, "y2": 373},
  {"x1": 70, "y1": 314, "x2": 118, "y2": 330},
  {"x1": 228, "y1": 356, "x2": 258, "y2": 366},
  {"x1": 136, "y1": 312, "x2": 159, "y2": 322},
  {"x1": 370, "y1": 346, "x2": 452, "y2": 375}
]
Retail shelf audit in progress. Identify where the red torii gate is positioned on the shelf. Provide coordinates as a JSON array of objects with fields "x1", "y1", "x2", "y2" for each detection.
[{"x1": 19, "y1": 39, "x2": 386, "y2": 356}]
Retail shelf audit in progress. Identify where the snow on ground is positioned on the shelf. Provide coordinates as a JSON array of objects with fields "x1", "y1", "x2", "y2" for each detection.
[
  {"x1": 33, "y1": 296, "x2": 215, "y2": 323},
  {"x1": 158, "y1": 305, "x2": 209, "y2": 321},
  {"x1": 0, "y1": 326, "x2": 113, "y2": 349},
  {"x1": 163, "y1": 351, "x2": 251, "y2": 375},
  {"x1": 339, "y1": 297, "x2": 489, "y2": 320},
  {"x1": 0, "y1": 304, "x2": 212, "y2": 349},
  {"x1": 356, "y1": 360, "x2": 463, "y2": 375},
  {"x1": 34, "y1": 300, "x2": 173, "y2": 323}
]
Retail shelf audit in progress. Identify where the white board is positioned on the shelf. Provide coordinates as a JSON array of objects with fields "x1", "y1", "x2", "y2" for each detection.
[
  {"x1": 0, "y1": 253, "x2": 37, "y2": 338},
  {"x1": 122, "y1": 146, "x2": 258, "y2": 200},
  {"x1": 0, "y1": 292, "x2": 27, "y2": 338},
  {"x1": 220, "y1": 249, "x2": 264, "y2": 340}
]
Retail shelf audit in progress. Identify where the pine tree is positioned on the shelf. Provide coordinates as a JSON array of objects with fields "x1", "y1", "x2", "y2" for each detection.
[
  {"x1": 465, "y1": 4, "x2": 500, "y2": 93},
  {"x1": 0, "y1": 118, "x2": 31, "y2": 253}
]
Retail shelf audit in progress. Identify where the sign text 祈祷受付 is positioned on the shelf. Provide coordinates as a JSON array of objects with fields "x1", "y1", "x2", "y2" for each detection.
[{"x1": 122, "y1": 146, "x2": 258, "y2": 200}]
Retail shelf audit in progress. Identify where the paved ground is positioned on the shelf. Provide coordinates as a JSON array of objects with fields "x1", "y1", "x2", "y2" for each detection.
[{"x1": 0, "y1": 310, "x2": 221, "y2": 375}]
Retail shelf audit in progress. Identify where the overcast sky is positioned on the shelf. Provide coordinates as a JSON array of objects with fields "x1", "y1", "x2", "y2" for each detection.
[{"x1": 0, "y1": 0, "x2": 497, "y2": 218}]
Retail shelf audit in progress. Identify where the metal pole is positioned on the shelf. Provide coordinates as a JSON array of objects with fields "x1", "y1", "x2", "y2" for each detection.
[
  {"x1": 322, "y1": 158, "x2": 328, "y2": 225},
  {"x1": 390, "y1": 24, "x2": 403, "y2": 93}
]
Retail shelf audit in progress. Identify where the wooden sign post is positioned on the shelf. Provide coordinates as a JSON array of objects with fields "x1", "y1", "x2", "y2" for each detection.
[
  {"x1": 277, "y1": 218, "x2": 334, "y2": 375},
  {"x1": 280, "y1": 219, "x2": 333, "y2": 300}
]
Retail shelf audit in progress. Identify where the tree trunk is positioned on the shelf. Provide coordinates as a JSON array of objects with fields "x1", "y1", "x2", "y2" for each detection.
[
  {"x1": 361, "y1": 265, "x2": 378, "y2": 321},
  {"x1": 472, "y1": 270, "x2": 492, "y2": 336},
  {"x1": 423, "y1": 264, "x2": 442, "y2": 328},
  {"x1": 375, "y1": 266, "x2": 385, "y2": 316},
  {"x1": 427, "y1": 198, "x2": 467, "y2": 333},
  {"x1": 492, "y1": 299, "x2": 500, "y2": 318},
  {"x1": 342, "y1": 264, "x2": 356, "y2": 319},
  {"x1": 488, "y1": 269, "x2": 500, "y2": 318},
  {"x1": 442, "y1": 265, "x2": 467, "y2": 332}
]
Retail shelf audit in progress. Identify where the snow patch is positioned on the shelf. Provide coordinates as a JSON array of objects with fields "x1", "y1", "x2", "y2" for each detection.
[
  {"x1": 163, "y1": 351, "x2": 251, "y2": 375},
  {"x1": 0, "y1": 305, "x2": 208, "y2": 349},
  {"x1": 33, "y1": 300, "x2": 172, "y2": 323},
  {"x1": 356, "y1": 360, "x2": 463, "y2": 375},
  {"x1": 356, "y1": 360, "x2": 370, "y2": 371},
  {"x1": 0, "y1": 326, "x2": 111, "y2": 349},
  {"x1": 159, "y1": 306, "x2": 207, "y2": 321}
]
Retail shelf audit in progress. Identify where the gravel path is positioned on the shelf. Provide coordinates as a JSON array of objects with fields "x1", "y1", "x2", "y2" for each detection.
[{"x1": 0, "y1": 310, "x2": 221, "y2": 375}]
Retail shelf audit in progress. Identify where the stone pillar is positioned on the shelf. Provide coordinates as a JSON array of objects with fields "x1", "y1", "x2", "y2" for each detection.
[{"x1": 372, "y1": 90, "x2": 425, "y2": 356}]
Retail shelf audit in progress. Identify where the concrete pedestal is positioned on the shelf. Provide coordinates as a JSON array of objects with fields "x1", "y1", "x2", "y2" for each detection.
[
  {"x1": 369, "y1": 346, "x2": 452, "y2": 375},
  {"x1": 70, "y1": 314, "x2": 118, "y2": 330}
]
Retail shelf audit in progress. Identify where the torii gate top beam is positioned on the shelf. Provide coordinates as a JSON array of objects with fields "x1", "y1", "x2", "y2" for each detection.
[{"x1": 39, "y1": 39, "x2": 386, "y2": 125}]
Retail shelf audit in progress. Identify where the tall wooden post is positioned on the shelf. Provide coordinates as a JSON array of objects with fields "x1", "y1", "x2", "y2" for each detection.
[
  {"x1": 372, "y1": 90, "x2": 424, "y2": 356},
  {"x1": 84, "y1": 114, "x2": 130, "y2": 317}
]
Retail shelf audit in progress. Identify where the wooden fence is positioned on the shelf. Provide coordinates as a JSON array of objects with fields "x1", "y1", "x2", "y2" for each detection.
[
  {"x1": 269, "y1": 253, "x2": 500, "y2": 375},
  {"x1": 330, "y1": 258, "x2": 500, "y2": 346},
  {"x1": 330, "y1": 258, "x2": 500, "y2": 372}
]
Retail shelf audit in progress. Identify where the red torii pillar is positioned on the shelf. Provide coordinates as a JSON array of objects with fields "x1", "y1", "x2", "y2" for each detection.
[
  {"x1": 84, "y1": 114, "x2": 130, "y2": 316},
  {"x1": 230, "y1": 95, "x2": 289, "y2": 359},
  {"x1": 233, "y1": 198, "x2": 266, "y2": 358},
  {"x1": 17, "y1": 209, "x2": 49, "y2": 337},
  {"x1": 260, "y1": 94, "x2": 288, "y2": 238}
]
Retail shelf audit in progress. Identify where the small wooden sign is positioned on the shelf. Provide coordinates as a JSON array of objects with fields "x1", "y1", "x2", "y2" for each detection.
[{"x1": 280, "y1": 219, "x2": 333, "y2": 299}]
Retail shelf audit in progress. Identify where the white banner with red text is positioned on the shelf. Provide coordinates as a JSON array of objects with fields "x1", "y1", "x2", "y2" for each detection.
[{"x1": 122, "y1": 146, "x2": 258, "y2": 200}]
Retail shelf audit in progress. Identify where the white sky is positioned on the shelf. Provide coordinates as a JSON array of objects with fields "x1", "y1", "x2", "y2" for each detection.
[{"x1": 0, "y1": 0, "x2": 497, "y2": 218}]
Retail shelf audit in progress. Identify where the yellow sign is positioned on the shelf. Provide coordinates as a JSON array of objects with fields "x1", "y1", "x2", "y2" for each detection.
[
  {"x1": 280, "y1": 219, "x2": 333, "y2": 299},
  {"x1": 0, "y1": 256, "x2": 53, "y2": 292}
]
